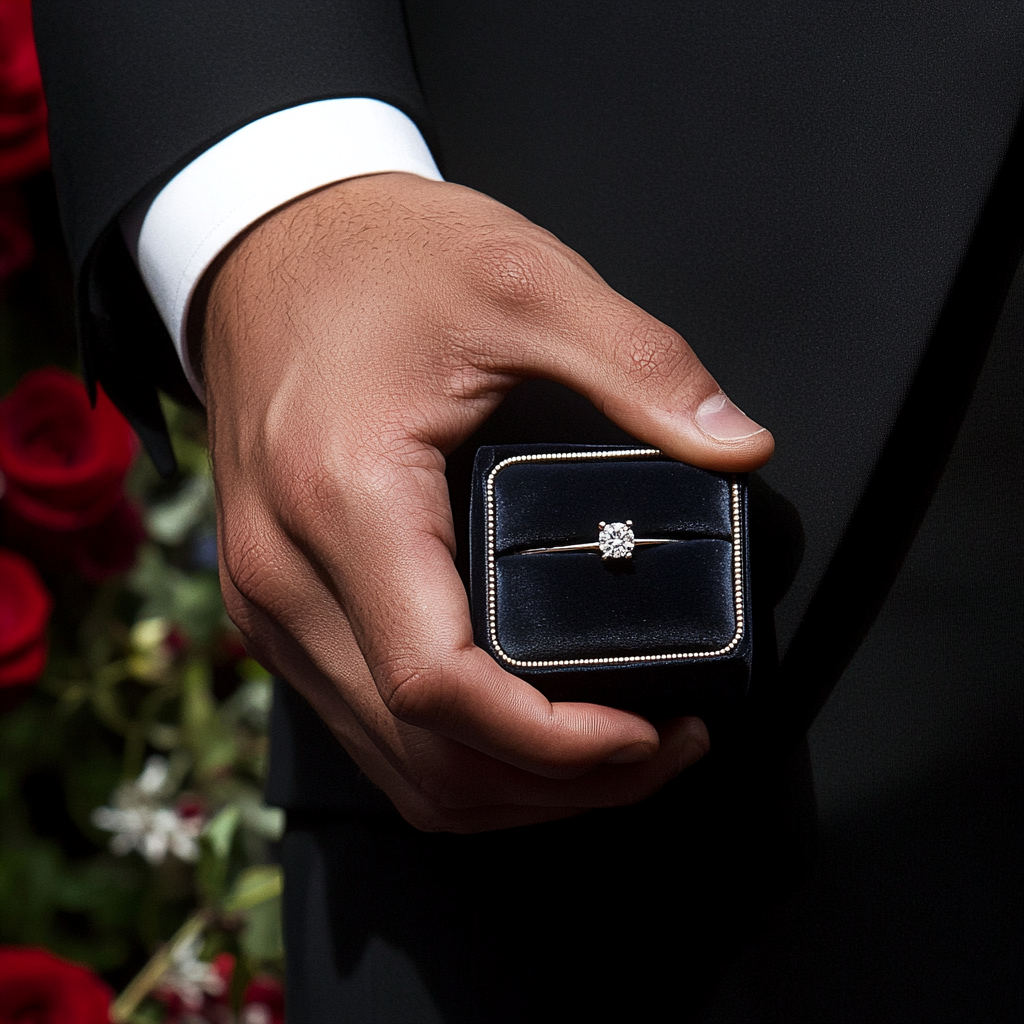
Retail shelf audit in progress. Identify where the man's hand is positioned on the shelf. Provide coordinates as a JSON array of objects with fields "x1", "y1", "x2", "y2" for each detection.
[{"x1": 200, "y1": 172, "x2": 773, "y2": 831}]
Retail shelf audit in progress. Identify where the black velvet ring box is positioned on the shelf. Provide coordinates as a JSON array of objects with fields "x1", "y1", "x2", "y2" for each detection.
[{"x1": 469, "y1": 445, "x2": 752, "y2": 717}]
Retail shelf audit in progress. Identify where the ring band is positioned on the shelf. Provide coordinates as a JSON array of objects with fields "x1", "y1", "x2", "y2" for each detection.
[{"x1": 520, "y1": 521, "x2": 675, "y2": 560}]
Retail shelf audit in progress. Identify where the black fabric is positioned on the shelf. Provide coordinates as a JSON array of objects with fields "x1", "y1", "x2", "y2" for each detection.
[
  {"x1": 266, "y1": 677, "x2": 396, "y2": 817},
  {"x1": 33, "y1": 0, "x2": 429, "y2": 471},
  {"x1": 279, "y1": 262, "x2": 1023, "y2": 1022},
  {"x1": 403, "y1": 0, "x2": 1024, "y2": 657},
  {"x1": 84, "y1": 227, "x2": 198, "y2": 476},
  {"x1": 32, "y1": 0, "x2": 429, "y2": 273},
  {"x1": 31, "y1": 1, "x2": 1024, "y2": 1018},
  {"x1": 693, "y1": 254, "x2": 1024, "y2": 1023},
  {"x1": 33, "y1": 0, "x2": 1024, "y2": 623},
  {"x1": 281, "y1": 740, "x2": 818, "y2": 1024},
  {"x1": 493, "y1": 542, "x2": 736, "y2": 654}
]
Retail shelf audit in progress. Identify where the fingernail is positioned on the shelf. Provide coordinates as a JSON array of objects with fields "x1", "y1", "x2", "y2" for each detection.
[
  {"x1": 695, "y1": 392, "x2": 766, "y2": 441},
  {"x1": 605, "y1": 741, "x2": 656, "y2": 765}
]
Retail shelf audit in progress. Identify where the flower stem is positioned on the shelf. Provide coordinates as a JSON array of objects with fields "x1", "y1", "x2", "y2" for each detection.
[{"x1": 109, "y1": 908, "x2": 213, "y2": 1023}]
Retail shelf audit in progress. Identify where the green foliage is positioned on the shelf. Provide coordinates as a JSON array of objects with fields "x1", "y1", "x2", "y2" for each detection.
[
  {"x1": 0, "y1": 841, "x2": 141, "y2": 970},
  {"x1": 196, "y1": 806, "x2": 240, "y2": 907},
  {"x1": 129, "y1": 548, "x2": 225, "y2": 650},
  {"x1": 0, "y1": 686, "x2": 140, "y2": 970},
  {"x1": 223, "y1": 865, "x2": 283, "y2": 916},
  {"x1": 240, "y1": 896, "x2": 283, "y2": 961},
  {"x1": 1, "y1": 182, "x2": 285, "y2": 1018},
  {"x1": 0, "y1": 397, "x2": 285, "y2": 1012}
]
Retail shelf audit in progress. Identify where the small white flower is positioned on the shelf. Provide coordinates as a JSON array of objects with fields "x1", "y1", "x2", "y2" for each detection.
[
  {"x1": 91, "y1": 756, "x2": 204, "y2": 864},
  {"x1": 158, "y1": 936, "x2": 226, "y2": 1011},
  {"x1": 136, "y1": 753, "x2": 171, "y2": 795}
]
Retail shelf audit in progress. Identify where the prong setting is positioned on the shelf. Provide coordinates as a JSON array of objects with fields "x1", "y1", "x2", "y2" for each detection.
[{"x1": 598, "y1": 521, "x2": 635, "y2": 559}]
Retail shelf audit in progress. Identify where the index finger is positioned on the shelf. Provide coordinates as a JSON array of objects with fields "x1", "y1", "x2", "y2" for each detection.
[{"x1": 293, "y1": 440, "x2": 662, "y2": 777}]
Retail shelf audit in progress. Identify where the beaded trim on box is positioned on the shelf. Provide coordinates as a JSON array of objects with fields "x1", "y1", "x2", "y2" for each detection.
[{"x1": 484, "y1": 448, "x2": 745, "y2": 669}]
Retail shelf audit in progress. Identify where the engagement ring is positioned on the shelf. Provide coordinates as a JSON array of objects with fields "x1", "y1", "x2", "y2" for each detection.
[{"x1": 520, "y1": 521, "x2": 675, "y2": 559}]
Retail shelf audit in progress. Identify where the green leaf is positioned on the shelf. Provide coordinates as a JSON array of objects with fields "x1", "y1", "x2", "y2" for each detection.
[
  {"x1": 221, "y1": 675, "x2": 273, "y2": 732},
  {"x1": 222, "y1": 864, "x2": 282, "y2": 914},
  {"x1": 238, "y1": 658, "x2": 273, "y2": 685},
  {"x1": 240, "y1": 894, "x2": 283, "y2": 961},
  {"x1": 181, "y1": 659, "x2": 216, "y2": 735},
  {"x1": 196, "y1": 805, "x2": 240, "y2": 906},
  {"x1": 196, "y1": 845, "x2": 229, "y2": 909},
  {"x1": 181, "y1": 661, "x2": 236, "y2": 776},
  {"x1": 241, "y1": 802, "x2": 285, "y2": 843},
  {"x1": 233, "y1": 786, "x2": 285, "y2": 842},
  {"x1": 202, "y1": 805, "x2": 241, "y2": 861}
]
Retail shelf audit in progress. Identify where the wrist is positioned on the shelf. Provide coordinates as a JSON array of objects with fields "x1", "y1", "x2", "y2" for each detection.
[{"x1": 196, "y1": 171, "x2": 443, "y2": 399}]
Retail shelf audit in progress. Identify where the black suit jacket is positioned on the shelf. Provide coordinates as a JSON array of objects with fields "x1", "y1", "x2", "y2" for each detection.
[
  {"x1": 34, "y1": 0, "x2": 1024, "y2": 738},
  {"x1": 33, "y1": 2, "x2": 1024, "y2": 1016}
]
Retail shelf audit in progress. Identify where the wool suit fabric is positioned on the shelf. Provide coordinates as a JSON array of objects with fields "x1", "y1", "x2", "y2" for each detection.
[{"x1": 33, "y1": 2, "x2": 1024, "y2": 1019}]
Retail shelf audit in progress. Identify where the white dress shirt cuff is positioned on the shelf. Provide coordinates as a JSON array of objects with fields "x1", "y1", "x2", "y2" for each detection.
[{"x1": 119, "y1": 97, "x2": 443, "y2": 401}]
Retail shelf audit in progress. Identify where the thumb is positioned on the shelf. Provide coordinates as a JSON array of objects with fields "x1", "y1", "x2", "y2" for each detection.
[{"x1": 521, "y1": 294, "x2": 774, "y2": 472}]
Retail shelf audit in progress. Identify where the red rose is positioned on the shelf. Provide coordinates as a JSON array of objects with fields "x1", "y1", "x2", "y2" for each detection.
[
  {"x1": 0, "y1": 0, "x2": 50, "y2": 184},
  {"x1": 0, "y1": 947, "x2": 112, "y2": 1024},
  {"x1": 66, "y1": 495, "x2": 146, "y2": 583},
  {"x1": 0, "y1": 368, "x2": 136, "y2": 532},
  {"x1": 0, "y1": 548, "x2": 50, "y2": 688}
]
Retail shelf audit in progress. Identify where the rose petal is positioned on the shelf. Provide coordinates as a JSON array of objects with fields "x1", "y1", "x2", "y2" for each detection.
[
  {"x1": 0, "y1": 0, "x2": 50, "y2": 183},
  {"x1": 0, "y1": 946, "x2": 112, "y2": 1023},
  {"x1": 0, "y1": 369, "x2": 135, "y2": 531},
  {"x1": 0, "y1": 548, "x2": 51, "y2": 659},
  {"x1": 69, "y1": 498, "x2": 145, "y2": 582},
  {"x1": 0, "y1": 636, "x2": 46, "y2": 687}
]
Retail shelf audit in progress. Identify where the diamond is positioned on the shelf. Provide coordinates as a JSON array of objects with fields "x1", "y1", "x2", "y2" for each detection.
[{"x1": 598, "y1": 521, "x2": 635, "y2": 559}]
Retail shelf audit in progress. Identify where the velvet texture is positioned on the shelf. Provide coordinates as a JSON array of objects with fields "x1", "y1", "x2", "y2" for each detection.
[{"x1": 469, "y1": 446, "x2": 751, "y2": 716}]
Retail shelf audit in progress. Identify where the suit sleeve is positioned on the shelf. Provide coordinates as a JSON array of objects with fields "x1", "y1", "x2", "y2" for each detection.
[{"x1": 31, "y1": 0, "x2": 429, "y2": 472}]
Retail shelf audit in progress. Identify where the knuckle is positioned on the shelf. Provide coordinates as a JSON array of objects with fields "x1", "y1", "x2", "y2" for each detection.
[
  {"x1": 219, "y1": 584, "x2": 252, "y2": 633},
  {"x1": 221, "y1": 522, "x2": 277, "y2": 608},
  {"x1": 377, "y1": 660, "x2": 448, "y2": 725},
  {"x1": 467, "y1": 232, "x2": 565, "y2": 313},
  {"x1": 217, "y1": 569, "x2": 281, "y2": 673},
  {"x1": 266, "y1": 437, "x2": 338, "y2": 512},
  {"x1": 348, "y1": 437, "x2": 443, "y2": 507},
  {"x1": 614, "y1": 319, "x2": 692, "y2": 387}
]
